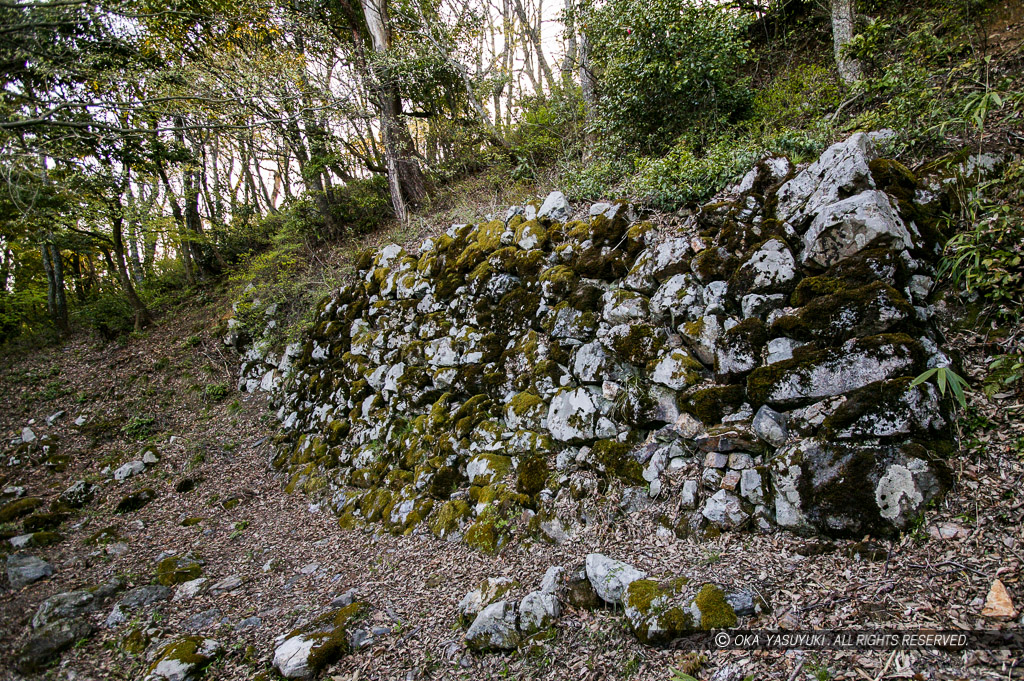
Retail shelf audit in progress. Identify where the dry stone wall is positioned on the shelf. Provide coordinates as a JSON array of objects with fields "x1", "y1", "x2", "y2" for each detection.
[{"x1": 243, "y1": 132, "x2": 957, "y2": 547}]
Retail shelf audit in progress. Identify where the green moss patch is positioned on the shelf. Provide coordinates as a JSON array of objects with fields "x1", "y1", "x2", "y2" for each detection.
[
  {"x1": 694, "y1": 584, "x2": 738, "y2": 629},
  {"x1": 156, "y1": 555, "x2": 204, "y2": 586},
  {"x1": 0, "y1": 497, "x2": 43, "y2": 523}
]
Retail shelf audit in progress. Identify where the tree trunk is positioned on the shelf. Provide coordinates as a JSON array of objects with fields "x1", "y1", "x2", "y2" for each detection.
[
  {"x1": 156, "y1": 161, "x2": 195, "y2": 284},
  {"x1": 48, "y1": 242, "x2": 68, "y2": 331},
  {"x1": 831, "y1": 0, "x2": 862, "y2": 85},
  {"x1": 70, "y1": 252, "x2": 87, "y2": 302},
  {"x1": 40, "y1": 238, "x2": 69, "y2": 333},
  {"x1": 127, "y1": 219, "x2": 144, "y2": 284},
  {"x1": 109, "y1": 214, "x2": 153, "y2": 330},
  {"x1": 361, "y1": 0, "x2": 428, "y2": 220},
  {"x1": 561, "y1": 0, "x2": 577, "y2": 84},
  {"x1": 579, "y1": 33, "x2": 597, "y2": 155},
  {"x1": 513, "y1": 0, "x2": 556, "y2": 92}
]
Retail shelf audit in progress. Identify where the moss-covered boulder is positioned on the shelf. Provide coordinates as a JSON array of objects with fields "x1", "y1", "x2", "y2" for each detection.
[
  {"x1": 272, "y1": 602, "x2": 369, "y2": 679},
  {"x1": 516, "y1": 455, "x2": 549, "y2": 498},
  {"x1": 23, "y1": 512, "x2": 68, "y2": 532},
  {"x1": 820, "y1": 377, "x2": 950, "y2": 442},
  {"x1": 428, "y1": 498, "x2": 472, "y2": 539},
  {"x1": 144, "y1": 636, "x2": 221, "y2": 681},
  {"x1": 770, "y1": 281, "x2": 914, "y2": 346},
  {"x1": 115, "y1": 488, "x2": 157, "y2": 514},
  {"x1": 155, "y1": 554, "x2": 204, "y2": 586},
  {"x1": 0, "y1": 497, "x2": 43, "y2": 523},
  {"x1": 624, "y1": 580, "x2": 738, "y2": 645},
  {"x1": 466, "y1": 453, "x2": 513, "y2": 487},
  {"x1": 770, "y1": 439, "x2": 950, "y2": 537},
  {"x1": 746, "y1": 334, "x2": 925, "y2": 408},
  {"x1": 465, "y1": 600, "x2": 520, "y2": 652}
]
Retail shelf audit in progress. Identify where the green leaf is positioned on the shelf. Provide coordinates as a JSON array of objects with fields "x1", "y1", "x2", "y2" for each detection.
[{"x1": 910, "y1": 368, "x2": 937, "y2": 387}]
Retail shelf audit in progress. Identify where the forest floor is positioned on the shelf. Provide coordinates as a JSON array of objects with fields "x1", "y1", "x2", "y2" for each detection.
[{"x1": 1, "y1": 292, "x2": 1022, "y2": 681}]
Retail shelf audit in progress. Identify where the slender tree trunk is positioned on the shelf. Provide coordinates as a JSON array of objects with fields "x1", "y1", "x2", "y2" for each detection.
[
  {"x1": 156, "y1": 161, "x2": 195, "y2": 283},
  {"x1": 831, "y1": 0, "x2": 862, "y2": 85},
  {"x1": 70, "y1": 252, "x2": 87, "y2": 302},
  {"x1": 1, "y1": 248, "x2": 12, "y2": 293},
  {"x1": 49, "y1": 242, "x2": 68, "y2": 331},
  {"x1": 561, "y1": 0, "x2": 577, "y2": 84},
  {"x1": 109, "y1": 214, "x2": 153, "y2": 330},
  {"x1": 361, "y1": 0, "x2": 428, "y2": 220},
  {"x1": 40, "y1": 238, "x2": 69, "y2": 333},
  {"x1": 127, "y1": 219, "x2": 144, "y2": 284},
  {"x1": 40, "y1": 241, "x2": 57, "y2": 323},
  {"x1": 579, "y1": 33, "x2": 597, "y2": 156},
  {"x1": 513, "y1": 0, "x2": 556, "y2": 92}
]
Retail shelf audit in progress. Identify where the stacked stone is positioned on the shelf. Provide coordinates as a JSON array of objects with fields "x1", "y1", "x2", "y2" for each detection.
[{"x1": 262, "y1": 132, "x2": 954, "y2": 543}]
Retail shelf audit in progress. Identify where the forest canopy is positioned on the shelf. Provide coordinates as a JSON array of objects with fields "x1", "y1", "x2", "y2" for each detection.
[{"x1": 0, "y1": 0, "x2": 1018, "y2": 346}]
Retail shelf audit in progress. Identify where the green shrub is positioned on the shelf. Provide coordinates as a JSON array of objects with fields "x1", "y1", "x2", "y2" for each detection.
[
  {"x1": 583, "y1": 0, "x2": 752, "y2": 153},
  {"x1": 939, "y1": 161, "x2": 1024, "y2": 321},
  {"x1": 74, "y1": 291, "x2": 136, "y2": 339},
  {"x1": 325, "y1": 176, "x2": 393, "y2": 239},
  {"x1": 750, "y1": 64, "x2": 843, "y2": 129},
  {"x1": 204, "y1": 383, "x2": 230, "y2": 401},
  {"x1": 122, "y1": 414, "x2": 155, "y2": 440}
]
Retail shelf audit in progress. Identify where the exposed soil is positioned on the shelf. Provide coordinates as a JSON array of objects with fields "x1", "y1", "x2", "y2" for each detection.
[{"x1": 1, "y1": 296, "x2": 1021, "y2": 681}]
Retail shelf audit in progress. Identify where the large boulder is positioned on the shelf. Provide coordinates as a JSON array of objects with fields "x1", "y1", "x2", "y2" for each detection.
[
  {"x1": 776, "y1": 133, "x2": 876, "y2": 229},
  {"x1": 7, "y1": 553, "x2": 53, "y2": 589},
  {"x1": 585, "y1": 554, "x2": 646, "y2": 606},
  {"x1": 465, "y1": 601, "x2": 520, "y2": 651},
  {"x1": 547, "y1": 388, "x2": 599, "y2": 443},
  {"x1": 801, "y1": 190, "x2": 916, "y2": 269},
  {"x1": 272, "y1": 603, "x2": 369, "y2": 679},
  {"x1": 624, "y1": 580, "x2": 739, "y2": 644},
  {"x1": 770, "y1": 439, "x2": 948, "y2": 536},
  {"x1": 518, "y1": 590, "x2": 560, "y2": 636},
  {"x1": 16, "y1": 618, "x2": 95, "y2": 673},
  {"x1": 33, "y1": 590, "x2": 95, "y2": 628},
  {"x1": 537, "y1": 191, "x2": 571, "y2": 222},
  {"x1": 144, "y1": 637, "x2": 221, "y2": 681},
  {"x1": 746, "y1": 334, "x2": 924, "y2": 408}
]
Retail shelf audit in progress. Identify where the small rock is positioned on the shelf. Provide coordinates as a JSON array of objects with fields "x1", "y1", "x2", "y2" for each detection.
[
  {"x1": 144, "y1": 636, "x2": 221, "y2": 681},
  {"x1": 272, "y1": 603, "x2": 368, "y2": 679},
  {"x1": 981, "y1": 579, "x2": 1016, "y2": 619},
  {"x1": 928, "y1": 522, "x2": 969, "y2": 540},
  {"x1": 585, "y1": 554, "x2": 646, "y2": 605},
  {"x1": 182, "y1": 607, "x2": 223, "y2": 632},
  {"x1": 537, "y1": 191, "x2": 571, "y2": 223},
  {"x1": 752, "y1": 405, "x2": 788, "y2": 447},
  {"x1": 235, "y1": 616, "x2": 262, "y2": 631},
  {"x1": 210, "y1": 574, "x2": 243, "y2": 594},
  {"x1": 539, "y1": 566, "x2": 565, "y2": 595},
  {"x1": 173, "y1": 578, "x2": 210, "y2": 602},
  {"x1": 458, "y1": 577, "x2": 517, "y2": 623},
  {"x1": 330, "y1": 588, "x2": 358, "y2": 608},
  {"x1": 32, "y1": 590, "x2": 95, "y2": 629},
  {"x1": 106, "y1": 585, "x2": 172, "y2": 627},
  {"x1": 701, "y1": 490, "x2": 750, "y2": 528},
  {"x1": 21, "y1": 427, "x2": 37, "y2": 443},
  {"x1": 113, "y1": 461, "x2": 146, "y2": 482},
  {"x1": 16, "y1": 618, "x2": 94, "y2": 673},
  {"x1": 519, "y1": 590, "x2": 560, "y2": 635},
  {"x1": 7, "y1": 553, "x2": 53, "y2": 589},
  {"x1": 59, "y1": 480, "x2": 97, "y2": 508},
  {"x1": 680, "y1": 480, "x2": 699, "y2": 509},
  {"x1": 465, "y1": 601, "x2": 519, "y2": 651}
]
